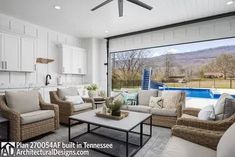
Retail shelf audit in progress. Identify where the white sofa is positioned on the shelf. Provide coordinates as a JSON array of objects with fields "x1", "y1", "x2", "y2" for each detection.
[{"x1": 120, "y1": 90, "x2": 186, "y2": 128}]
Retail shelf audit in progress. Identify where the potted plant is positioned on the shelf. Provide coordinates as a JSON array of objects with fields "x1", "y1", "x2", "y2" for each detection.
[
  {"x1": 85, "y1": 84, "x2": 98, "y2": 97},
  {"x1": 106, "y1": 100, "x2": 123, "y2": 116}
]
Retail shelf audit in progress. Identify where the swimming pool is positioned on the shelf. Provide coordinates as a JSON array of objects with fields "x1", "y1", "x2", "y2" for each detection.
[{"x1": 159, "y1": 87, "x2": 232, "y2": 99}]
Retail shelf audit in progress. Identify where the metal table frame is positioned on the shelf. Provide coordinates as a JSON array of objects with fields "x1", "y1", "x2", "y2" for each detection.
[{"x1": 69, "y1": 115, "x2": 152, "y2": 157}]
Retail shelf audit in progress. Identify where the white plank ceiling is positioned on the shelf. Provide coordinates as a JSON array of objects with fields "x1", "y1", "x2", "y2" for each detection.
[{"x1": 0, "y1": 0, "x2": 234, "y2": 38}]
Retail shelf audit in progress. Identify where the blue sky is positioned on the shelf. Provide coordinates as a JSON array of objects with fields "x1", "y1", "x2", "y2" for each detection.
[{"x1": 150, "y1": 37, "x2": 235, "y2": 57}]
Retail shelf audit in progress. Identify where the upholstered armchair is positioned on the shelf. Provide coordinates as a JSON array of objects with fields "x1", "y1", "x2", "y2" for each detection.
[
  {"x1": 0, "y1": 91, "x2": 59, "y2": 142},
  {"x1": 50, "y1": 88, "x2": 95, "y2": 125}
]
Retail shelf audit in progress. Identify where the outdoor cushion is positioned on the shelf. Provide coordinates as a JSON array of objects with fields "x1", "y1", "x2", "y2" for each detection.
[
  {"x1": 214, "y1": 93, "x2": 233, "y2": 120},
  {"x1": 122, "y1": 92, "x2": 138, "y2": 105},
  {"x1": 181, "y1": 114, "x2": 198, "y2": 119},
  {"x1": 217, "y1": 123, "x2": 235, "y2": 157},
  {"x1": 160, "y1": 91, "x2": 182, "y2": 109},
  {"x1": 149, "y1": 96, "x2": 163, "y2": 109},
  {"x1": 127, "y1": 105, "x2": 151, "y2": 113},
  {"x1": 198, "y1": 105, "x2": 215, "y2": 120},
  {"x1": 57, "y1": 87, "x2": 78, "y2": 100},
  {"x1": 21, "y1": 110, "x2": 55, "y2": 124},
  {"x1": 73, "y1": 103, "x2": 92, "y2": 112},
  {"x1": 5, "y1": 90, "x2": 40, "y2": 114},
  {"x1": 138, "y1": 90, "x2": 158, "y2": 106},
  {"x1": 151, "y1": 108, "x2": 177, "y2": 117},
  {"x1": 65, "y1": 95, "x2": 84, "y2": 105},
  {"x1": 161, "y1": 136, "x2": 216, "y2": 157},
  {"x1": 222, "y1": 98, "x2": 235, "y2": 119}
]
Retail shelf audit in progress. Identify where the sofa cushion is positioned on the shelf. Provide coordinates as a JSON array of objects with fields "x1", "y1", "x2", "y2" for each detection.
[
  {"x1": 214, "y1": 93, "x2": 233, "y2": 120},
  {"x1": 149, "y1": 96, "x2": 163, "y2": 109},
  {"x1": 21, "y1": 110, "x2": 55, "y2": 125},
  {"x1": 198, "y1": 105, "x2": 215, "y2": 120},
  {"x1": 217, "y1": 123, "x2": 235, "y2": 157},
  {"x1": 160, "y1": 91, "x2": 182, "y2": 109},
  {"x1": 181, "y1": 114, "x2": 198, "y2": 119},
  {"x1": 73, "y1": 103, "x2": 92, "y2": 112},
  {"x1": 58, "y1": 87, "x2": 78, "y2": 100},
  {"x1": 65, "y1": 95, "x2": 84, "y2": 105},
  {"x1": 5, "y1": 90, "x2": 40, "y2": 114},
  {"x1": 151, "y1": 108, "x2": 177, "y2": 117},
  {"x1": 138, "y1": 90, "x2": 158, "y2": 106},
  {"x1": 161, "y1": 136, "x2": 216, "y2": 157},
  {"x1": 127, "y1": 105, "x2": 151, "y2": 113}
]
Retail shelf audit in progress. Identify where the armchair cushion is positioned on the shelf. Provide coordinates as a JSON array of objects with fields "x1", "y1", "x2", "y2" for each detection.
[
  {"x1": 21, "y1": 110, "x2": 55, "y2": 125},
  {"x1": 151, "y1": 108, "x2": 177, "y2": 117},
  {"x1": 73, "y1": 103, "x2": 92, "y2": 112},
  {"x1": 65, "y1": 95, "x2": 84, "y2": 105},
  {"x1": 5, "y1": 90, "x2": 40, "y2": 114},
  {"x1": 214, "y1": 93, "x2": 233, "y2": 120},
  {"x1": 160, "y1": 91, "x2": 182, "y2": 109},
  {"x1": 138, "y1": 90, "x2": 158, "y2": 106},
  {"x1": 181, "y1": 114, "x2": 198, "y2": 119},
  {"x1": 217, "y1": 123, "x2": 235, "y2": 157},
  {"x1": 57, "y1": 87, "x2": 78, "y2": 100},
  {"x1": 161, "y1": 136, "x2": 216, "y2": 157}
]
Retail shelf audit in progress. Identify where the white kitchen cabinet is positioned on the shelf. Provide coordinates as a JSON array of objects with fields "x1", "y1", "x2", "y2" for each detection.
[
  {"x1": 0, "y1": 32, "x2": 35, "y2": 72},
  {"x1": 21, "y1": 37, "x2": 35, "y2": 72},
  {"x1": 3, "y1": 34, "x2": 20, "y2": 71},
  {"x1": 60, "y1": 44, "x2": 87, "y2": 75}
]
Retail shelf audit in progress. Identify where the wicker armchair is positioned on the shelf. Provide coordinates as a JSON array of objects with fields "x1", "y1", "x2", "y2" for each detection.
[
  {"x1": 50, "y1": 91, "x2": 95, "y2": 125},
  {"x1": 0, "y1": 94, "x2": 59, "y2": 142},
  {"x1": 173, "y1": 108, "x2": 235, "y2": 150}
]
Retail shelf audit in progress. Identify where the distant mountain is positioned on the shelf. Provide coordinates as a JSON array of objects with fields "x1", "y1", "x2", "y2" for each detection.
[{"x1": 145, "y1": 45, "x2": 235, "y2": 68}]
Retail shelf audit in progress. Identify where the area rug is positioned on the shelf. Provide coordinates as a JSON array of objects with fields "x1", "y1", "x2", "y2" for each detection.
[{"x1": 32, "y1": 124, "x2": 171, "y2": 157}]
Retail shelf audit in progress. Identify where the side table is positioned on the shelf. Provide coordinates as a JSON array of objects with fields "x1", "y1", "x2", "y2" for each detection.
[{"x1": 0, "y1": 116, "x2": 9, "y2": 141}]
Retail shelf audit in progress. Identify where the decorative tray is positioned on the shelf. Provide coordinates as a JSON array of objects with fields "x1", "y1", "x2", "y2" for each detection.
[{"x1": 96, "y1": 111, "x2": 129, "y2": 120}]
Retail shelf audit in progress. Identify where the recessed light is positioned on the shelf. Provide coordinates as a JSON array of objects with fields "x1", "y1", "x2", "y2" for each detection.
[
  {"x1": 105, "y1": 30, "x2": 109, "y2": 33},
  {"x1": 226, "y1": 0, "x2": 234, "y2": 5},
  {"x1": 54, "y1": 5, "x2": 61, "y2": 10}
]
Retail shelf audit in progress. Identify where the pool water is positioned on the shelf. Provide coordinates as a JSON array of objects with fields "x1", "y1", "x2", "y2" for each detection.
[{"x1": 159, "y1": 88, "x2": 218, "y2": 99}]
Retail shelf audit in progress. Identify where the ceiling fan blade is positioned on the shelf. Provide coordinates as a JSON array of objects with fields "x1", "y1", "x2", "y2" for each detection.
[
  {"x1": 118, "y1": 0, "x2": 124, "y2": 17},
  {"x1": 127, "y1": 0, "x2": 153, "y2": 10},
  {"x1": 91, "y1": 0, "x2": 113, "y2": 11}
]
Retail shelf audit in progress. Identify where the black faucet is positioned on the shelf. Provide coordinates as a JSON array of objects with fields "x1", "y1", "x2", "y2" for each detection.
[{"x1": 45, "y1": 74, "x2": 51, "y2": 86}]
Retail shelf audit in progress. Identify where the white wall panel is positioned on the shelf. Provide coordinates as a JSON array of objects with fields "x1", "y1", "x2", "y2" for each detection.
[
  {"x1": 10, "y1": 19, "x2": 25, "y2": 34},
  {"x1": 109, "y1": 16, "x2": 235, "y2": 52}
]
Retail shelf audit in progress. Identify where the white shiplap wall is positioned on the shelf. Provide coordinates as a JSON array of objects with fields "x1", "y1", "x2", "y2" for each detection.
[
  {"x1": 0, "y1": 13, "x2": 85, "y2": 89},
  {"x1": 109, "y1": 16, "x2": 235, "y2": 52}
]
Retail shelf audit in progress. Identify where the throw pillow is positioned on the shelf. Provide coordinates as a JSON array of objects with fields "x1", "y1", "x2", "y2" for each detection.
[
  {"x1": 65, "y1": 96, "x2": 84, "y2": 105},
  {"x1": 160, "y1": 91, "x2": 182, "y2": 109},
  {"x1": 223, "y1": 98, "x2": 235, "y2": 119},
  {"x1": 58, "y1": 87, "x2": 78, "y2": 100},
  {"x1": 198, "y1": 105, "x2": 215, "y2": 121},
  {"x1": 121, "y1": 92, "x2": 138, "y2": 105},
  {"x1": 214, "y1": 93, "x2": 234, "y2": 120},
  {"x1": 149, "y1": 96, "x2": 163, "y2": 109},
  {"x1": 217, "y1": 123, "x2": 235, "y2": 157},
  {"x1": 5, "y1": 90, "x2": 40, "y2": 114}
]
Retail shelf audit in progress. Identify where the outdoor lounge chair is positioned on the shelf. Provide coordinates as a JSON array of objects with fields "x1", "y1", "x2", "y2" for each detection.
[{"x1": 0, "y1": 91, "x2": 59, "y2": 142}]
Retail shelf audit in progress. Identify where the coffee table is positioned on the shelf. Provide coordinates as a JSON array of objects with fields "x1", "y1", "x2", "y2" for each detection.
[
  {"x1": 69, "y1": 110, "x2": 152, "y2": 157},
  {"x1": 0, "y1": 116, "x2": 9, "y2": 141}
]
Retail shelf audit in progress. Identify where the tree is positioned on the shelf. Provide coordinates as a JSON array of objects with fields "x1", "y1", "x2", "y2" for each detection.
[
  {"x1": 164, "y1": 53, "x2": 174, "y2": 79},
  {"x1": 204, "y1": 54, "x2": 235, "y2": 79},
  {"x1": 215, "y1": 54, "x2": 235, "y2": 79},
  {"x1": 112, "y1": 49, "x2": 150, "y2": 80}
]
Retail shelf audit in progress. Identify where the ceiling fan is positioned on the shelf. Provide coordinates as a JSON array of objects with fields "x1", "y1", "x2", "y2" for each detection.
[{"x1": 91, "y1": 0, "x2": 153, "y2": 17}]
